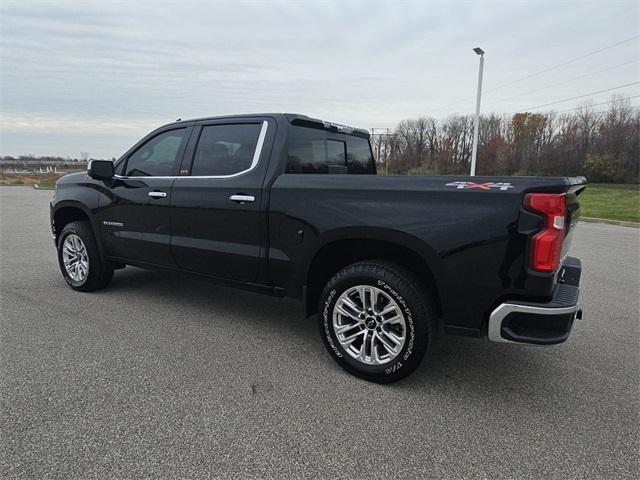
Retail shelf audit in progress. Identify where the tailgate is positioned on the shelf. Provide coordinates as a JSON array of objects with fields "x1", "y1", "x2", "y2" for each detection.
[{"x1": 561, "y1": 180, "x2": 587, "y2": 263}]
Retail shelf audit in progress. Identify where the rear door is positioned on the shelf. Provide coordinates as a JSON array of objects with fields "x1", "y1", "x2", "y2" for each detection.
[
  {"x1": 170, "y1": 118, "x2": 273, "y2": 282},
  {"x1": 96, "y1": 126, "x2": 191, "y2": 266}
]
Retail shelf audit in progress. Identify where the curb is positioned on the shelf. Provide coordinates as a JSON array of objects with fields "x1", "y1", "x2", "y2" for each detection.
[
  {"x1": 580, "y1": 217, "x2": 639, "y2": 228},
  {"x1": 33, "y1": 183, "x2": 55, "y2": 191}
]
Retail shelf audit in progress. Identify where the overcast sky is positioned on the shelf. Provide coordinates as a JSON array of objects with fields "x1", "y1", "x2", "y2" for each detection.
[{"x1": 1, "y1": 0, "x2": 638, "y2": 158}]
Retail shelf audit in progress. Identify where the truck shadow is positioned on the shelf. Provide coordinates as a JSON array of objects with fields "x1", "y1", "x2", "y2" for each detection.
[{"x1": 107, "y1": 267, "x2": 569, "y2": 393}]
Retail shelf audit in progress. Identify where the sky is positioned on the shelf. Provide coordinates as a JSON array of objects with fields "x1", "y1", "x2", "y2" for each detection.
[{"x1": 1, "y1": 0, "x2": 639, "y2": 158}]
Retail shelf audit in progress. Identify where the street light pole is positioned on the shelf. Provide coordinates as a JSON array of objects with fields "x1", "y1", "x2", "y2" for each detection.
[{"x1": 470, "y1": 47, "x2": 485, "y2": 176}]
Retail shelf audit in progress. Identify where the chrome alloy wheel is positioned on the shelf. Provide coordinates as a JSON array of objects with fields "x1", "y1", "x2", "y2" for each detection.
[
  {"x1": 62, "y1": 234, "x2": 89, "y2": 282},
  {"x1": 332, "y1": 285, "x2": 407, "y2": 365}
]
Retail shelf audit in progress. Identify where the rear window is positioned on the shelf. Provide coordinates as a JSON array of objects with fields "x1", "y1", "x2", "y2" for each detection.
[{"x1": 286, "y1": 126, "x2": 374, "y2": 174}]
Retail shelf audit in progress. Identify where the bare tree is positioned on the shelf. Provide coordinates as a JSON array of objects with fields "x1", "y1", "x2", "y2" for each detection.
[{"x1": 379, "y1": 95, "x2": 639, "y2": 182}]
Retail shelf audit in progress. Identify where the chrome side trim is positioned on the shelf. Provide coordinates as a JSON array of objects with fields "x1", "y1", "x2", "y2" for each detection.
[
  {"x1": 112, "y1": 120, "x2": 269, "y2": 180},
  {"x1": 488, "y1": 302, "x2": 580, "y2": 344}
]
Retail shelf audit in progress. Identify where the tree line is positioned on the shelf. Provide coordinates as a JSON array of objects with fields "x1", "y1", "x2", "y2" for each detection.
[{"x1": 372, "y1": 96, "x2": 640, "y2": 183}]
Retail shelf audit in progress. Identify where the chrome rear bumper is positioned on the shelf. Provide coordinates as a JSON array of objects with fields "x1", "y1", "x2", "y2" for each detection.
[
  {"x1": 488, "y1": 257, "x2": 582, "y2": 345},
  {"x1": 488, "y1": 299, "x2": 581, "y2": 345}
]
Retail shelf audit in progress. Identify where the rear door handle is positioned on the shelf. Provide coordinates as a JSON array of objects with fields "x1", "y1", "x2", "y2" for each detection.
[
  {"x1": 229, "y1": 194, "x2": 255, "y2": 203},
  {"x1": 148, "y1": 191, "x2": 167, "y2": 198}
]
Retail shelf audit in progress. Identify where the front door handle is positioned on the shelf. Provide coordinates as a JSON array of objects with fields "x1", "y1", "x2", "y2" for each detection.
[
  {"x1": 229, "y1": 194, "x2": 255, "y2": 203},
  {"x1": 148, "y1": 191, "x2": 167, "y2": 198}
]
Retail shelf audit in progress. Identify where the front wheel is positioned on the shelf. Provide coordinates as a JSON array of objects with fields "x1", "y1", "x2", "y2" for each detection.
[
  {"x1": 57, "y1": 221, "x2": 113, "y2": 292},
  {"x1": 318, "y1": 261, "x2": 435, "y2": 383}
]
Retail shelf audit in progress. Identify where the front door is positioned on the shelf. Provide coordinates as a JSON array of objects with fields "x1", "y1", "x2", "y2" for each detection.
[
  {"x1": 96, "y1": 126, "x2": 191, "y2": 267},
  {"x1": 170, "y1": 118, "x2": 273, "y2": 282}
]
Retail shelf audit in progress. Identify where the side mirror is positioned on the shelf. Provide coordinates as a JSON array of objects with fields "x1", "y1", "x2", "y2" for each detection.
[{"x1": 88, "y1": 160, "x2": 114, "y2": 180}]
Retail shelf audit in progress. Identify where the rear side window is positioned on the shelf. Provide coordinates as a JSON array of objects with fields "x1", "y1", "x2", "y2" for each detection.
[
  {"x1": 191, "y1": 123, "x2": 262, "y2": 176},
  {"x1": 286, "y1": 125, "x2": 374, "y2": 174},
  {"x1": 286, "y1": 127, "x2": 345, "y2": 173},
  {"x1": 125, "y1": 129, "x2": 187, "y2": 177},
  {"x1": 346, "y1": 137, "x2": 375, "y2": 174}
]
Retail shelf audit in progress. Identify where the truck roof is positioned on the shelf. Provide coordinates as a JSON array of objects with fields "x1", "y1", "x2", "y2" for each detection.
[{"x1": 166, "y1": 113, "x2": 370, "y2": 138}]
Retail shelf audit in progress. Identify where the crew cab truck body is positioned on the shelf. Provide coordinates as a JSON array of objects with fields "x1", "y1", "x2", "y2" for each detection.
[{"x1": 51, "y1": 113, "x2": 585, "y2": 382}]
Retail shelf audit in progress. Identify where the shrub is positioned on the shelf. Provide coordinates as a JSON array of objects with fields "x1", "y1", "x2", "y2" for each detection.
[{"x1": 583, "y1": 153, "x2": 625, "y2": 183}]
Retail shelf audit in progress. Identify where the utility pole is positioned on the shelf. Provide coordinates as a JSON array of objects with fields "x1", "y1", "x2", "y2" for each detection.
[
  {"x1": 385, "y1": 128, "x2": 390, "y2": 176},
  {"x1": 375, "y1": 129, "x2": 382, "y2": 167},
  {"x1": 470, "y1": 47, "x2": 485, "y2": 176}
]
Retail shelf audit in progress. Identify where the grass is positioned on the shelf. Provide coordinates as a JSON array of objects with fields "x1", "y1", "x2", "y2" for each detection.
[
  {"x1": 0, "y1": 172, "x2": 67, "y2": 188},
  {"x1": 34, "y1": 180, "x2": 56, "y2": 189},
  {"x1": 579, "y1": 184, "x2": 639, "y2": 223}
]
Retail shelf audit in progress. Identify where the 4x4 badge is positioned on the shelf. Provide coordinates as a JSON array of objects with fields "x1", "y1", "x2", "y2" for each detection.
[{"x1": 445, "y1": 181, "x2": 514, "y2": 191}]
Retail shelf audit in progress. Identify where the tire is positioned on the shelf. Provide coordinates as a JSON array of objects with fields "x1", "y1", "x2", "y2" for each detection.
[
  {"x1": 318, "y1": 260, "x2": 435, "y2": 383},
  {"x1": 57, "y1": 221, "x2": 114, "y2": 292}
]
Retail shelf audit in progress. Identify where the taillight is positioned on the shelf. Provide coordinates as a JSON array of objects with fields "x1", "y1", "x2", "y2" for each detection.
[{"x1": 524, "y1": 193, "x2": 566, "y2": 272}]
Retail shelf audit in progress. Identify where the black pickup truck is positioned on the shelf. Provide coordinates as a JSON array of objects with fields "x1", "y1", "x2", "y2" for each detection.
[{"x1": 50, "y1": 113, "x2": 586, "y2": 382}]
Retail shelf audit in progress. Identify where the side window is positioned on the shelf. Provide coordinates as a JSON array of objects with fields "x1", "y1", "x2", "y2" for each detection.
[
  {"x1": 125, "y1": 129, "x2": 187, "y2": 177},
  {"x1": 191, "y1": 124, "x2": 262, "y2": 176},
  {"x1": 346, "y1": 137, "x2": 375, "y2": 174},
  {"x1": 286, "y1": 126, "x2": 346, "y2": 173}
]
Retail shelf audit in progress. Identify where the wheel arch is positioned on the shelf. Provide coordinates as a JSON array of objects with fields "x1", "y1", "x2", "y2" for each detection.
[
  {"x1": 52, "y1": 202, "x2": 93, "y2": 241},
  {"x1": 53, "y1": 201, "x2": 124, "y2": 272},
  {"x1": 304, "y1": 227, "x2": 445, "y2": 319}
]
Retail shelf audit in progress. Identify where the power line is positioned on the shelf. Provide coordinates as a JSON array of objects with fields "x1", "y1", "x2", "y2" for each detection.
[
  {"x1": 512, "y1": 81, "x2": 640, "y2": 112},
  {"x1": 552, "y1": 94, "x2": 640, "y2": 114},
  {"x1": 484, "y1": 59, "x2": 639, "y2": 107},
  {"x1": 537, "y1": 103, "x2": 640, "y2": 119},
  {"x1": 485, "y1": 34, "x2": 640, "y2": 94},
  {"x1": 430, "y1": 34, "x2": 640, "y2": 113}
]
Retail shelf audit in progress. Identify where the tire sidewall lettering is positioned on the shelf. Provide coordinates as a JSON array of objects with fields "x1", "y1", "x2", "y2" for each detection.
[
  {"x1": 322, "y1": 288, "x2": 342, "y2": 358},
  {"x1": 377, "y1": 280, "x2": 415, "y2": 373}
]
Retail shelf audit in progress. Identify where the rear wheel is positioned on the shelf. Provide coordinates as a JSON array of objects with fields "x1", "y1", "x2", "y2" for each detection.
[
  {"x1": 318, "y1": 261, "x2": 435, "y2": 383},
  {"x1": 57, "y1": 221, "x2": 113, "y2": 292}
]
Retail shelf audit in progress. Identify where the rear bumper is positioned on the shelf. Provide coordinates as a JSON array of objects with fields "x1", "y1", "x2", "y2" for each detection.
[{"x1": 488, "y1": 257, "x2": 582, "y2": 345}]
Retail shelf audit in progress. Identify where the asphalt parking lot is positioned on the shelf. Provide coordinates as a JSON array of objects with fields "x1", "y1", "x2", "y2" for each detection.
[{"x1": 1, "y1": 187, "x2": 638, "y2": 479}]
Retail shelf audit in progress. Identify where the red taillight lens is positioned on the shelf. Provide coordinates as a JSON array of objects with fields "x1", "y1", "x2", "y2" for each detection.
[{"x1": 524, "y1": 193, "x2": 566, "y2": 272}]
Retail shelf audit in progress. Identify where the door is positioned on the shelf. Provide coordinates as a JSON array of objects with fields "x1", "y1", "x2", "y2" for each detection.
[
  {"x1": 96, "y1": 126, "x2": 191, "y2": 266},
  {"x1": 170, "y1": 119, "x2": 272, "y2": 282}
]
